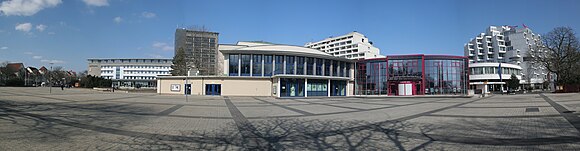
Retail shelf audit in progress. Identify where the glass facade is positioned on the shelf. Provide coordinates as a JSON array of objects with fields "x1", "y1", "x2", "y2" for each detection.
[
  {"x1": 296, "y1": 56, "x2": 305, "y2": 75},
  {"x1": 306, "y1": 57, "x2": 314, "y2": 75},
  {"x1": 228, "y1": 54, "x2": 239, "y2": 76},
  {"x1": 356, "y1": 55, "x2": 468, "y2": 96},
  {"x1": 286, "y1": 56, "x2": 295, "y2": 74},
  {"x1": 280, "y1": 78, "x2": 304, "y2": 97},
  {"x1": 424, "y1": 59, "x2": 466, "y2": 95},
  {"x1": 274, "y1": 55, "x2": 284, "y2": 75},
  {"x1": 228, "y1": 53, "x2": 350, "y2": 79},
  {"x1": 307, "y1": 79, "x2": 327, "y2": 96},
  {"x1": 227, "y1": 53, "x2": 352, "y2": 97},
  {"x1": 241, "y1": 54, "x2": 251, "y2": 76},
  {"x1": 316, "y1": 58, "x2": 323, "y2": 76},
  {"x1": 324, "y1": 59, "x2": 331, "y2": 76},
  {"x1": 264, "y1": 55, "x2": 273, "y2": 76},
  {"x1": 252, "y1": 54, "x2": 262, "y2": 76}
]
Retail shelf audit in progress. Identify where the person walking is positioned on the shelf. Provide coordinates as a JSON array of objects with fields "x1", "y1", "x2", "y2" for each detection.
[{"x1": 61, "y1": 84, "x2": 64, "y2": 91}]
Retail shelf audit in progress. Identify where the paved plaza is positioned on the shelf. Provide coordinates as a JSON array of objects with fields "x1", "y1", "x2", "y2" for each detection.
[{"x1": 1, "y1": 87, "x2": 580, "y2": 150}]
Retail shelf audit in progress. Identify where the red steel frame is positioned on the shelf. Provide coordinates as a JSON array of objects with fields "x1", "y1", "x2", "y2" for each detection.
[{"x1": 356, "y1": 54, "x2": 468, "y2": 96}]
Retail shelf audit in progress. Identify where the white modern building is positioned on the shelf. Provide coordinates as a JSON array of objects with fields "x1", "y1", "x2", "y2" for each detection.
[
  {"x1": 305, "y1": 31, "x2": 383, "y2": 60},
  {"x1": 469, "y1": 62, "x2": 522, "y2": 94},
  {"x1": 157, "y1": 41, "x2": 355, "y2": 97},
  {"x1": 464, "y1": 26, "x2": 547, "y2": 88},
  {"x1": 88, "y1": 58, "x2": 172, "y2": 89}
]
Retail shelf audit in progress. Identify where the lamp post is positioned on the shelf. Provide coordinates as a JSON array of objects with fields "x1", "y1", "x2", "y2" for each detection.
[{"x1": 49, "y1": 63, "x2": 53, "y2": 94}]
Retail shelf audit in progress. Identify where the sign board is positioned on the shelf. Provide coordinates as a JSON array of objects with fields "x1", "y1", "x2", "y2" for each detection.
[{"x1": 170, "y1": 84, "x2": 180, "y2": 92}]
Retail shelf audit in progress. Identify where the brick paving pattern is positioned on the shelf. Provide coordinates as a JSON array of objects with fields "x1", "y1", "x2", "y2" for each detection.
[{"x1": 1, "y1": 87, "x2": 580, "y2": 150}]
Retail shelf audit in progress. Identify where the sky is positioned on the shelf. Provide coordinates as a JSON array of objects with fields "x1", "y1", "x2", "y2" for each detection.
[{"x1": 1, "y1": 0, "x2": 579, "y2": 72}]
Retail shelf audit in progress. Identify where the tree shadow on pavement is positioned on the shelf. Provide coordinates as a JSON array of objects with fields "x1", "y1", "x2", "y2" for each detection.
[
  {"x1": 0, "y1": 99, "x2": 157, "y2": 146},
  {"x1": 102, "y1": 118, "x2": 439, "y2": 150}
]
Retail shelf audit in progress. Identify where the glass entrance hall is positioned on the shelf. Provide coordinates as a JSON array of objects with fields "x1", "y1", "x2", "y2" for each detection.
[{"x1": 278, "y1": 78, "x2": 348, "y2": 97}]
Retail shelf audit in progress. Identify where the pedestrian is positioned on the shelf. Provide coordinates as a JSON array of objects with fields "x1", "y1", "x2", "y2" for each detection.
[{"x1": 61, "y1": 85, "x2": 64, "y2": 91}]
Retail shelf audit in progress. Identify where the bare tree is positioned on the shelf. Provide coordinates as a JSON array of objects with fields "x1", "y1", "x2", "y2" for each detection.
[{"x1": 531, "y1": 27, "x2": 580, "y2": 85}]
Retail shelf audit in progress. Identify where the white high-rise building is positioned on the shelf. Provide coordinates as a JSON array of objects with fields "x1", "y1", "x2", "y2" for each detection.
[
  {"x1": 305, "y1": 32, "x2": 383, "y2": 59},
  {"x1": 464, "y1": 26, "x2": 547, "y2": 87}
]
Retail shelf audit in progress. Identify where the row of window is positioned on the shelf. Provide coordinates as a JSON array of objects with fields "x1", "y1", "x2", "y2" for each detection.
[
  {"x1": 102, "y1": 71, "x2": 169, "y2": 75},
  {"x1": 308, "y1": 36, "x2": 354, "y2": 47},
  {"x1": 101, "y1": 66, "x2": 171, "y2": 69},
  {"x1": 470, "y1": 67, "x2": 521, "y2": 75},
  {"x1": 91, "y1": 59, "x2": 171, "y2": 63},
  {"x1": 228, "y1": 54, "x2": 351, "y2": 77},
  {"x1": 103, "y1": 76, "x2": 157, "y2": 80}
]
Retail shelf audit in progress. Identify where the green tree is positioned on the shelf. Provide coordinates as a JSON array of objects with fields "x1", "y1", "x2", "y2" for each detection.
[
  {"x1": 507, "y1": 73, "x2": 520, "y2": 90},
  {"x1": 171, "y1": 47, "x2": 187, "y2": 76}
]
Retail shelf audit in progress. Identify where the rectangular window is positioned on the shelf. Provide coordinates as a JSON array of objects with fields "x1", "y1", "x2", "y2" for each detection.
[
  {"x1": 252, "y1": 54, "x2": 262, "y2": 76},
  {"x1": 231, "y1": 55, "x2": 242, "y2": 75},
  {"x1": 264, "y1": 55, "x2": 273, "y2": 76},
  {"x1": 306, "y1": 57, "x2": 314, "y2": 75},
  {"x1": 286, "y1": 56, "x2": 295, "y2": 74},
  {"x1": 274, "y1": 55, "x2": 284, "y2": 75},
  {"x1": 332, "y1": 61, "x2": 338, "y2": 76},
  {"x1": 316, "y1": 58, "x2": 323, "y2": 76},
  {"x1": 325, "y1": 59, "x2": 331, "y2": 76},
  {"x1": 296, "y1": 56, "x2": 305, "y2": 75},
  {"x1": 345, "y1": 63, "x2": 350, "y2": 77},
  {"x1": 340, "y1": 62, "x2": 346, "y2": 77},
  {"x1": 241, "y1": 54, "x2": 251, "y2": 76}
]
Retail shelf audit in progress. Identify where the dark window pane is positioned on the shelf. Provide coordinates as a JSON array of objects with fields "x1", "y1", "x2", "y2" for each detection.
[
  {"x1": 307, "y1": 57, "x2": 314, "y2": 75},
  {"x1": 316, "y1": 58, "x2": 323, "y2": 76},
  {"x1": 274, "y1": 55, "x2": 284, "y2": 75},
  {"x1": 296, "y1": 56, "x2": 304, "y2": 75},
  {"x1": 324, "y1": 59, "x2": 331, "y2": 76},
  {"x1": 252, "y1": 54, "x2": 262, "y2": 76},
  {"x1": 229, "y1": 54, "x2": 239, "y2": 76},
  {"x1": 241, "y1": 54, "x2": 251, "y2": 76},
  {"x1": 264, "y1": 55, "x2": 273, "y2": 76},
  {"x1": 286, "y1": 56, "x2": 295, "y2": 74},
  {"x1": 332, "y1": 60, "x2": 338, "y2": 76}
]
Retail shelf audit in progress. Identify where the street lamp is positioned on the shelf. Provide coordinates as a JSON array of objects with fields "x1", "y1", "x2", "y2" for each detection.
[{"x1": 49, "y1": 63, "x2": 53, "y2": 94}]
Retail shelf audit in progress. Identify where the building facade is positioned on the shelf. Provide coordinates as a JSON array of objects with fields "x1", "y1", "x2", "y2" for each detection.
[
  {"x1": 469, "y1": 62, "x2": 522, "y2": 94},
  {"x1": 355, "y1": 55, "x2": 469, "y2": 96},
  {"x1": 157, "y1": 41, "x2": 355, "y2": 97},
  {"x1": 174, "y1": 28, "x2": 223, "y2": 75},
  {"x1": 464, "y1": 26, "x2": 546, "y2": 88},
  {"x1": 88, "y1": 58, "x2": 172, "y2": 89},
  {"x1": 305, "y1": 31, "x2": 383, "y2": 60}
]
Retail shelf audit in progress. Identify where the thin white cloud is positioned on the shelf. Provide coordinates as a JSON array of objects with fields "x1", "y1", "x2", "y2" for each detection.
[
  {"x1": 47, "y1": 32, "x2": 55, "y2": 35},
  {"x1": 0, "y1": 47, "x2": 7, "y2": 50},
  {"x1": 146, "y1": 53, "x2": 164, "y2": 58},
  {"x1": 152, "y1": 42, "x2": 173, "y2": 51},
  {"x1": 32, "y1": 55, "x2": 43, "y2": 59},
  {"x1": 15, "y1": 23, "x2": 32, "y2": 32},
  {"x1": 40, "y1": 59, "x2": 64, "y2": 64},
  {"x1": 141, "y1": 11, "x2": 156, "y2": 18},
  {"x1": 113, "y1": 16, "x2": 122, "y2": 23},
  {"x1": 23, "y1": 51, "x2": 34, "y2": 55},
  {"x1": 82, "y1": 0, "x2": 108, "y2": 7},
  {"x1": 0, "y1": 0, "x2": 62, "y2": 16},
  {"x1": 36, "y1": 24, "x2": 47, "y2": 32}
]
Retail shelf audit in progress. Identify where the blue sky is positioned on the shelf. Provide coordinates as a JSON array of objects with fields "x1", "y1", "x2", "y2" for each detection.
[{"x1": 1, "y1": 0, "x2": 579, "y2": 72}]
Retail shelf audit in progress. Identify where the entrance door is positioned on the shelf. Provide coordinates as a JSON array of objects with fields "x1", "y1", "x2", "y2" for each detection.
[
  {"x1": 184, "y1": 84, "x2": 191, "y2": 95},
  {"x1": 205, "y1": 84, "x2": 221, "y2": 96},
  {"x1": 391, "y1": 81, "x2": 417, "y2": 96},
  {"x1": 280, "y1": 78, "x2": 304, "y2": 97}
]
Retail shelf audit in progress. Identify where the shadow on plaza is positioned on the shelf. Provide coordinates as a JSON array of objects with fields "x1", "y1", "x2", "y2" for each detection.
[
  {"x1": 0, "y1": 99, "x2": 156, "y2": 144},
  {"x1": 104, "y1": 118, "x2": 442, "y2": 151}
]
